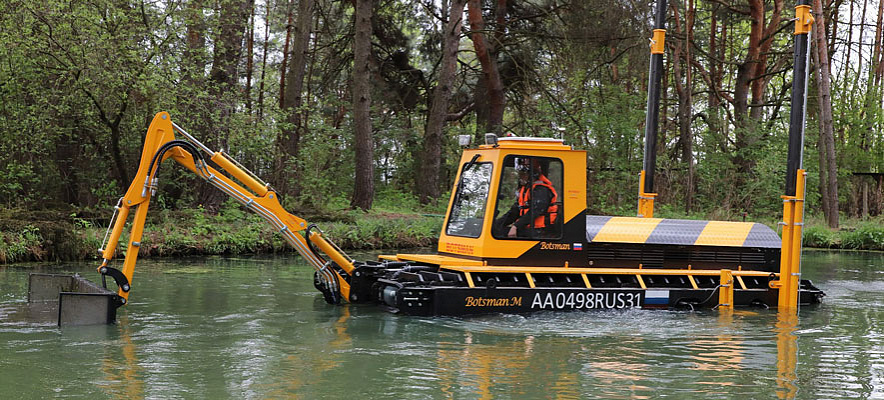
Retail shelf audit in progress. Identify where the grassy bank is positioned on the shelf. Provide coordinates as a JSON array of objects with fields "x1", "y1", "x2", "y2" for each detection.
[
  {"x1": 2, "y1": 202, "x2": 882, "y2": 265},
  {"x1": 0, "y1": 200, "x2": 444, "y2": 264},
  {"x1": 802, "y1": 217, "x2": 884, "y2": 251}
]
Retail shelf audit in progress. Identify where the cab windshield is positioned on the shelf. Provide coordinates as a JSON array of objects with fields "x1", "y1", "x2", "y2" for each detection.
[{"x1": 445, "y1": 162, "x2": 492, "y2": 238}]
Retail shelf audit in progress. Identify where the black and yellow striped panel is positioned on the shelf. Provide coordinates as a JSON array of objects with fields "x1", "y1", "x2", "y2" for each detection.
[{"x1": 586, "y1": 216, "x2": 781, "y2": 248}]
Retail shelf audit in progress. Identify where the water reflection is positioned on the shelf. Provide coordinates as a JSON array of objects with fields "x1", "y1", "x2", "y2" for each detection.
[
  {"x1": 263, "y1": 304, "x2": 352, "y2": 398},
  {"x1": 775, "y1": 312, "x2": 798, "y2": 399},
  {"x1": 99, "y1": 317, "x2": 144, "y2": 399},
  {"x1": 688, "y1": 310, "x2": 744, "y2": 374},
  {"x1": 436, "y1": 332, "x2": 546, "y2": 399},
  {"x1": 331, "y1": 306, "x2": 352, "y2": 349}
]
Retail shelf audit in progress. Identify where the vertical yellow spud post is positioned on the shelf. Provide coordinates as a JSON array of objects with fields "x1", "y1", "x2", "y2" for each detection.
[
  {"x1": 776, "y1": 0, "x2": 813, "y2": 311},
  {"x1": 718, "y1": 269, "x2": 734, "y2": 309},
  {"x1": 778, "y1": 170, "x2": 806, "y2": 310},
  {"x1": 637, "y1": 170, "x2": 657, "y2": 218},
  {"x1": 637, "y1": 0, "x2": 666, "y2": 218}
]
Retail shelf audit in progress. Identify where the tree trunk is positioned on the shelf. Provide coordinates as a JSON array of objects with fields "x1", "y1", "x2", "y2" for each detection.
[
  {"x1": 708, "y1": 12, "x2": 718, "y2": 109},
  {"x1": 467, "y1": 0, "x2": 505, "y2": 135},
  {"x1": 813, "y1": 0, "x2": 839, "y2": 228},
  {"x1": 257, "y1": 0, "x2": 272, "y2": 122},
  {"x1": 351, "y1": 0, "x2": 374, "y2": 210},
  {"x1": 827, "y1": 0, "x2": 840, "y2": 64},
  {"x1": 733, "y1": 0, "x2": 763, "y2": 123},
  {"x1": 875, "y1": 0, "x2": 884, "y2": 83},
  {"x1": 817, "y1": 131, "x2": 832, "y2": 220},
  {"x1": 208, "y1": 0, "x2": 250, "y2": 149},
  {"x1": 245, "y1": 0, "x2": 255, "y2": 112},
  {"x1": 279, "y1": 0, "x2": 294, "y2": 108},
  {"x1": 671, "y1": 0, "x2": 694, "y2": 212},
  {"x1": 202, "y1": 0, "x2": 250, "y2": 211},
  {"x1": 108, "y1": 130, "x2": 127, "y2": 192},
  {"x1": 861, "y1": 0, "x2": 884, "y2": 220},
  {"x1": 55, "y1": 125, "x2": 81, "y2": 205},
  {"x1": 863, "y1": 180, "x2": 870, "y2": 219},
  {"x1": 853, "y1": 0, "x2": 869, "y2": 97},
  {"x1": 182, "y1": 0, "x2": 207, "y2": 128},
  {"x1": 418, "y1": 0, "x2": 466, "y2": 203},
  {"x1": 875, "y1": 175, "x2": 884, "y2": 216},
  {"x1": 278, "y1": 0, "x2": 315, "y2": 197},
  {"x1": 82, "y1": 87, "x2": 131, "y2": 192},
  {"x1": 843, "y1": 0, "x2": 854, "y2": 82},
  {"x1": 731, "y1": 0, "x2": 782, "y2": 204},
  {"x1": 685, "y1": 0, "x2": 695, "y2": 213},
  {"x1": 734, "y1": 0, "x2": 783, "y2": 123},
  {"x1": 749, "y1": 0, "x2": 782, "y2": 121}
]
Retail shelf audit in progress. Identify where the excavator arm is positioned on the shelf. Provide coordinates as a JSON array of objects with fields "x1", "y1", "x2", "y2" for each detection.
[{"x1": 98, "y1": 112, "x2": 355, "y2": 305}]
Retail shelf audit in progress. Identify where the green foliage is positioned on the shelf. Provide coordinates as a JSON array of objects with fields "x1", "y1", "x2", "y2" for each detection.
[
  {"x1": 840, "y1": 223, "x2": 884, "y2": 251},
  {"x1": 0, "y1": 162, "x2": 39, "y2": 206},
  {"x1": 801, "y1": 218, "x2": 884, "y2": 251},
  {"x1": 372, "y1": 187, "x2": 447, "y2": 215},
  {"x1": 0, "y1": 208, "x2": 103, "y2": 263},
  {"x1": 0, "y1": 0, "x2": 881, "y2": 258},
  {"x1": 0, "y1": 225, "x2": 43, "y2": 263},
  {"x1": 0, "y1": 197, "x2": 443, "y2": 264},
  {"x1": 293, "y1": 113, "x2": 355, "y2": 209},
  {"x1": 653, "y1": 203, "x2": 711, "y2": 220},
  {"x1": 321, "y1": 212, "x2": 442, "y2": 250},
  {"x1": 802, "y1": 225, "x2": 839, "y2": 249}
]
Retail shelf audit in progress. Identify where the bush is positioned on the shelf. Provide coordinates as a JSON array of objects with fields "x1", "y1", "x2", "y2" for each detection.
[
  {"x1": 802, "y1": 225, "x2": 838, "y2": 249},
  {"x1": 0, "y1": 224, "x2": 43, "y2": 263},
  {"x1": 840, "y1": 223, "x2": 884, "y2": 251}
]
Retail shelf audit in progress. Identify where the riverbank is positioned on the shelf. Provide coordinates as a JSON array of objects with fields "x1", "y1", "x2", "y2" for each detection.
[
  {"x1": 802, "y1": 218, "x2": 884, "y2": 251},
  {"x1": 0, "y1": 205, "x2": 442, "y2": 264},
  {"x1": 1, "y1": 206, "x2": 881, "y2": 264}
]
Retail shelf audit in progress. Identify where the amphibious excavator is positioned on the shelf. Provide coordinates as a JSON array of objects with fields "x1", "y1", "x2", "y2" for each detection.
[
  {"x1": 86, "y1": 110, "x2": 822, "y2": 318},
  {"x1": 32, "y1": 0, "x2": 823, "y2": 324}
]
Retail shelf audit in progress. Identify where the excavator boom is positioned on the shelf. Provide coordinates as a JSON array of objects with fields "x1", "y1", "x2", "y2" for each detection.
[{"x1": 97, "y1": 112, "x2": 354, "y2": 305}]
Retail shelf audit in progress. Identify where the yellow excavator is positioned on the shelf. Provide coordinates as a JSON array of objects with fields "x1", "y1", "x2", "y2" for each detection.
[
  {"x1": 90, "y1": 110, "x2": 823, "y2": 317},
  {"x1": 85, "y1": 0, "x2": 824, "y2": 318}
]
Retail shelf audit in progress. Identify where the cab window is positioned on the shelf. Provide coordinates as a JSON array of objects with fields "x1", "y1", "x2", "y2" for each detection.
[
  {"x1": 446, "y1": 162, "x2": 493, "y2": 238},
  {"x1": 492, "y1": 155, "x2": 563, "y2": 240}
]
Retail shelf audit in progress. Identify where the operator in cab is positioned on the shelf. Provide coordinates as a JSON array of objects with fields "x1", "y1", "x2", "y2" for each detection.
[{"x1": 494, "y1": 158, "x2": 559, "y2": 238}]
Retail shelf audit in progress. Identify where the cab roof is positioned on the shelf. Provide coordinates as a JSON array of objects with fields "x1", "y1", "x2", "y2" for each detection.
[{"x1": 479, "y1": 136, "x2": 572, "y2": 151}]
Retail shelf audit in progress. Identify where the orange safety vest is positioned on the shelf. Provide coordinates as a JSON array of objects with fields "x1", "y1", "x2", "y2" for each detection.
[{"x1": 518, "y1": 175, "x2": 559, "y2": 228}]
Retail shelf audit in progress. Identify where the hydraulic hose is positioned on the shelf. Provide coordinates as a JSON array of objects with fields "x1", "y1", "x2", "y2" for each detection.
[
  {"x1": 146, "y1": 140, "x2": 206, "y2": 181},
  {"x1": 305, "y1": 224, "x2": 327, "y2": 263}
]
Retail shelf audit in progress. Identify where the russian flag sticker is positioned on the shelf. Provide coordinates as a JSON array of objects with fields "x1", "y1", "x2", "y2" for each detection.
[
  {"x1": 573, "y1": 243, "x2": 583, "y2": 250},
  {"x1": 644, "y1": 290, "x2": 670, "y2": 306}
]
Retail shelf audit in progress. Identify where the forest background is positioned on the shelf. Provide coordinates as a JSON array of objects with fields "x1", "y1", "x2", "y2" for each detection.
[{"x1": 1, "y1": 0, "x2": 883, "y2": 262}]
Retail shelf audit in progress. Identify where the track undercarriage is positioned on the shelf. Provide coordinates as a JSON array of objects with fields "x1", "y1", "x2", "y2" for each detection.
[{"x1": 321, "y1": 260, "x2": 825, "y2": 316}]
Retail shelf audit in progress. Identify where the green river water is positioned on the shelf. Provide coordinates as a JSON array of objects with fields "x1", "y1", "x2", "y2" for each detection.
[{"x1": 0, "y1": 250, "x2": 881, "y2": 399}]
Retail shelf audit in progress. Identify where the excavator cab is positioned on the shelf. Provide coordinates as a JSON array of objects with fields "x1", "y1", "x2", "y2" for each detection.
[{"x1": 436, "y1": 137, "x2": 586, "y2": 266}]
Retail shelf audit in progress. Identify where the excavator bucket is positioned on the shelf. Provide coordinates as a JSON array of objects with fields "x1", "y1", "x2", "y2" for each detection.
[{"x1": 27, "y1": 273, "x2": 123, "y2": 326}]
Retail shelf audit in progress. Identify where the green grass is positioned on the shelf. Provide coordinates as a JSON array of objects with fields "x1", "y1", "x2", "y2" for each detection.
[
  {"x1": 0, "y1": 197, "x2": 445, "y2": 264},
  {"x1": 2, "y1": 196, "x2": 881, "y2": 265},
  {"x1": 801, "y1": 216, "x2": 884, "y2": 251},
  {"x1": 0, "y1": 224, "x2": 42, "y2": 263}
]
